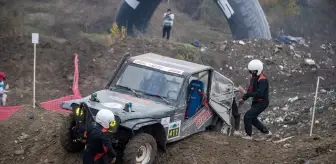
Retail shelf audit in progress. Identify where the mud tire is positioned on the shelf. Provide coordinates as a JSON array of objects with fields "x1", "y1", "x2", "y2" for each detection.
[
  {"x1": 214, "y1": 116, "x2": 235, "y2": 136},
  {"x1": 123, "y1": 133, "x2": 157, "y2": 164},
  {"x1": 60, "y1": 113, "x2": 85, "y2": 153}
]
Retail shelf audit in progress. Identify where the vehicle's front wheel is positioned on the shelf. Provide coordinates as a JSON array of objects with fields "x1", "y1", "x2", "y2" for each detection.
[
  {"x1": 60, "y1": 113, "x2": 85, "y2": 153},
  {"x1": 123, "y1": 133, "x2": 157, "y2": 164}
]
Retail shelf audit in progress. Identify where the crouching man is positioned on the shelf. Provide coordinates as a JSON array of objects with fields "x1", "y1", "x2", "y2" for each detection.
[{"x1": 82, "y1": 109, "x2": 117, "y2": 164}]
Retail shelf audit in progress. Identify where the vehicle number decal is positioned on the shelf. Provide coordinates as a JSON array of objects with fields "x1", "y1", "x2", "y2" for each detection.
[
  {"x1": 193, "y1": 109, "x2": 212, "y2": 128},
  {"x1": 167, "y1": 120, "x2": 181, "y2": 140}
]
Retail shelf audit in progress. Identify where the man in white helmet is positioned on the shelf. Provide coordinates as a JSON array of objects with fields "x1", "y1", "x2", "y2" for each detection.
[
  {"x1": 82, "y1": 109, "x2": 117, "y2": 164},
  {"x1": 240, "y1": 59, "x2": 272, "y2": 140}
]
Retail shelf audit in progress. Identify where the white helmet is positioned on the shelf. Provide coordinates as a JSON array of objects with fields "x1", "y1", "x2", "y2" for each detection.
[
  {"x1": 248, "y1": 59, "x2": 263, "y2": 75},
  {"x1": 95, "y1": 109, "x2": 115, "y2": 129}
]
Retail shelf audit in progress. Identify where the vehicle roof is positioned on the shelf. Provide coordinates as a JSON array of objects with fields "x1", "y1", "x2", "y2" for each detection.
[{"x1": 128, "y1": 53, "x2": 212, "y2": 76}]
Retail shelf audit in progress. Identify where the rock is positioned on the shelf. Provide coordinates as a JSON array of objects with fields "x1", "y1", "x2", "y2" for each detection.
[
  {"x1": 14, "y1": 150, "x2": 24, "y2": 155},
  {"x1": 320, "y1": 89, "x2": 327, "y2": 93},
  {"x1": 17, "y1": 133, "x2": 29, "y2": 141},
  {"x1": 289, "y1": 45, "x2": 294, "y2": 50},
  {"x1": 44, "y1": 159, "x2": 49, "y2": 163},
  {"x1": 315, "y1": 120, "x2": 320, "y2": 124},
  {"x1": 108, "y1": 48, "x2": 114, "y2": 53},
  {"x1": 307, "y1": 53, "x2": 312, "y2": 58},
  {"x1": 283, "y1": 143, "x2": 291, "y2": 148},
  {"x1": 304, "y1": 58, "x2": 316, "y2": 65},
  {"x1": 66, "y1": 75, "x2": 74, "y2": 81},
  {"x1": 273, "y1": 107, "x2": 280, "y2": 111},
  {"x1": 282, "y1": 105, "x2": 289, "y2": 111},
  {"x1": 279, "y1": 65, "x2": 284, "y2": 70},
  {"x1": 219, "y1": 43, "x2": 227, "y2": 51},
  {"x1": 294, "y1": 53, "x2": 302, "y2": 58},
  {"x1": 275, "y1": 117, "x2": 284, "y2": 123},
  {"x1": 238, "y1": 41, "x2": 245, "y2": 45},
  {"x1": 320, "y1": 44, "x2": 326, "y2": 49},
  {"x1": 273, "y1": 46, "x2": 282, "y2": 54},
  {"x1": 288, "y1": 96, "x2": 299, "y2": 103}
]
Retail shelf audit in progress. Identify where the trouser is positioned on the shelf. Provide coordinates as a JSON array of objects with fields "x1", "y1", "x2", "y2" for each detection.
[
  {"x1": 231, "y1": 98, "x2": 241, "y2": 131},
  {"x1": 162, "y1": 25, "x2": 172, "y2": 40},
  {"x1": 83, "y1": 149, "x2": 109, "y2": 164},
  {"x1": 244, "y1": 102, "x2": 269, "y2": 136},
  {"x1": 0, "y1": 93, "x2": 6, "y2": 106}
]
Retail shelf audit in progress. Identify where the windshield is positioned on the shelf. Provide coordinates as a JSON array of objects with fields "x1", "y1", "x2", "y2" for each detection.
[{"x1": 114, "y1": 64, "x2": 184, "y2": 102}]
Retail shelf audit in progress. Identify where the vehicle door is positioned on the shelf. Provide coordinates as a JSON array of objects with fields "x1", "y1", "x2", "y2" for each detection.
[
  {"x1": 168, "y1": 70, "x2": 214, "y2": 142},
  {"x1": 209, "y1": 71, "x2": 235, "y2": 128}
]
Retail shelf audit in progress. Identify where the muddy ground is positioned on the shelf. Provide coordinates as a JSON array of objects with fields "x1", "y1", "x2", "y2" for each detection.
[{"x1": 0, "y1": 107, "x2": 335, "y2": 164}]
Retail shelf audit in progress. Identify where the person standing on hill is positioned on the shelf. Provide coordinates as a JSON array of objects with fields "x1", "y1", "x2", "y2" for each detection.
[
  {"x1": 162, "y1": 8, "x2": 175, "y2": 40},
  {"x1": 240, "y1": 59, "x2": 272, "y2": 140}
]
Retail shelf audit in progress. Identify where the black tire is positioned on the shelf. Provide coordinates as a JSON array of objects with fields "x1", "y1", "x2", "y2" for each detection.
[
  {"x1": 123, "y1": 133, "x2": 157, "y2": 164},
  {"x1": 115, "y1": 0, "x2": 271, "y2": 40},
  {"x1": 60, "y1": 113, "x2": 85, "y2": 153},
  {"x1": 214, "y1": 116, "x2": 234, "y2": 136},
  {"x1": 221, "y1": 0, "x2": 271, "y2": 40}
]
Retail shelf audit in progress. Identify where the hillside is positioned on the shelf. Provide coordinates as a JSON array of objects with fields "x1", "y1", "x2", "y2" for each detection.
[{"x1": 0, "y1": 34, "x2": 335, "y2": 163}]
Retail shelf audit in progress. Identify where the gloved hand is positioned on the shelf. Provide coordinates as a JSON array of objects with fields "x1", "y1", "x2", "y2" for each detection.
[{"x1": 110, "y1": 157, "x2": 116, "y2": 164}]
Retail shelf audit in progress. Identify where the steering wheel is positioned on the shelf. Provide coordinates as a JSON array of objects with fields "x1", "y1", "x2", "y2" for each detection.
[{"x1": 167, "y1": 90, "x2": 178, "y2": 98}]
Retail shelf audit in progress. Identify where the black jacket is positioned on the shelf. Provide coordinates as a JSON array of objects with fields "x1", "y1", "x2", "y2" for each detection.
[
  {"x1": 243, "y1": 73, "x2": 269, "y2": 103},
  {"x1": 83, "y1": 123, "x2": 116, "y2": 158}
]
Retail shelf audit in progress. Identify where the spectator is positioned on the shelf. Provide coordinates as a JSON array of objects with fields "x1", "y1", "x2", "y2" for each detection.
[{"x1": 162, "y1": 9, "x2": 175, "y2": 40}]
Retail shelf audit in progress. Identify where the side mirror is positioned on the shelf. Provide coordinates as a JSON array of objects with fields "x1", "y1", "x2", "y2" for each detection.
[{"x1": 90, "y1": 93, "x2": 100, "y2": 102}]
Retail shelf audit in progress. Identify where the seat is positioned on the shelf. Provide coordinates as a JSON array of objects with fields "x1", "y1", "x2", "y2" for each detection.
[
  {"x1": 141, "y1": 72, "x2": 167, "y2": 95},
  {"x1": 186, "y1": 80, "x2": 204, "y2": 118}
]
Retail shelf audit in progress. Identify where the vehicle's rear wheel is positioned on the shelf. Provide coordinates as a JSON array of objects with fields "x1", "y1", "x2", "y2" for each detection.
[
  {"x1": 214, "y1": 116, "x2": 234, "y2": 136},
  {"x1": 60, "y1": 113, "x2": 85, "y2": 153},
  {"x1": 123, "y1": 133, "x2": 157, "y2": 164}
]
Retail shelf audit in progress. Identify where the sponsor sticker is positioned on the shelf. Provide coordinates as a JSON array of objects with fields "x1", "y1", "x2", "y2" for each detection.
[
  {"x1": 133, "y1": 59, "x2": 184, "y2": 75},
  {"x1": 192, "y1": 108, "x2": 213, "y2": 128}
]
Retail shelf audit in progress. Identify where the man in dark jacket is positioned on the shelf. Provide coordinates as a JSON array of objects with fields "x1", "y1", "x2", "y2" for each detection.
[
  {"x1": 241, "y1": 59, "x2": 272, "y2": 140},
  {"x1": 82, "y1": 109, "x2": 117, "y2": 164}
]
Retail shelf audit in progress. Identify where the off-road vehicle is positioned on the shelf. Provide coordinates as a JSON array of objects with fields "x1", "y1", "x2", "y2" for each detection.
[{"x1": 60, "y1": 53, "x2": 239, "y2": 164}]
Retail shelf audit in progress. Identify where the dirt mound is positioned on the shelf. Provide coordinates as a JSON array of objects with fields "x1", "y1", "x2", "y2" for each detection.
[{"x1": 0, "y1": 107, "x2": 80, "y2": 164}]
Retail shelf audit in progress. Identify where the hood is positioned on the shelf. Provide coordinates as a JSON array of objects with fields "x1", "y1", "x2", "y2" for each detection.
[{"x1": 61, "y1": 89, "x2": 175, "y2": 121}]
